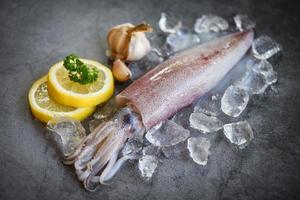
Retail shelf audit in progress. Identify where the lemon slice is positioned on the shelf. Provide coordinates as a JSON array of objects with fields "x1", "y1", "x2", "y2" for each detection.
[
  {"x1": 28, "y1": 75, "x2": 95, "y2": 123},
  {"x1": 47, "y1": 59, "x2": 114, "y2": 107}
]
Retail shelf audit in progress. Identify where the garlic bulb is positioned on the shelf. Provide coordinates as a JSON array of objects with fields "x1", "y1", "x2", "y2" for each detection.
[
  {"x1": 112, "y1": 59, "x2": 132, "y2": 82},
  {"x1": 107, "y1": 23, "x2": 152, "y2": 61}
]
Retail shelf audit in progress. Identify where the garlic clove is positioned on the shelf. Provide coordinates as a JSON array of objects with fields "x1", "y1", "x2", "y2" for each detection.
[
  {"x1": 112, "y1": 59, "x2": 132, "y2": 82},
  {"x1": 127, "y1": 32, "x2": 151, "y2": 61}
]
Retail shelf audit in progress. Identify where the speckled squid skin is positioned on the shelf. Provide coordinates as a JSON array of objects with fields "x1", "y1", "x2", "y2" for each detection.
[{"x1": 116, "y1": 31, "x2": 254, "y2": 130}]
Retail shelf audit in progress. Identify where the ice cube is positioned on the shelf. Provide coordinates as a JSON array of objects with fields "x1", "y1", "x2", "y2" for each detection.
[
  {"x1": 93, "y1": 98, "x2": 118, "y2": 120},
  {"x1": 221, "y1": 85, "x2": 249, "y2": 117},
  {"x1": 47, "y1": 117, "x2": 86, "y2": 156},
  {"x1": 252, "y1": 35, "x2": 281, "y2": 60},
  {"x1": 138, "y1": 155, "x2": 158, "y2": 179},
  {"x1": 235, "y1": 69, "x2": 269, "y2": 95},
  {"x1": 166, "y1": 29, "x2": 200, "y2": 52},
  {"x1": 187, "y1": 137, "x2": 210, "y2": 165},
  {"x1": 142, "y1": 145, "x2": 161, "y2": 156},
  {"x1": 194, "y1": 15, "x2": 229, "y2": 33},
  {"x1": 223, "y1": 121, "x2": 254, "y2": 148},
  {"x1": 193, "y1": 95, "x2": 220, "y2": 116},
  {"x1": 158, "y1": 12, "x2": 182, "y2": 33},
  {"x1": 189, "y1": 112, "x2": 223, "y2": 133},
  {"x1": 234, "y1": 14, "x2": 256, "y2": 31},
  {"x1": 122, "y1": 138, "x2": 143, "y2": 157},
  {"x1": 145, "y1": 120, "x2": 190, "y2": 147},
  {"x1": 149, "y1": 33, "x2": 170, "y2": 58},
  {"x1": 249, "y1": 59, "x2": 278, "y2": 84},
  {"x1": 146, "y1": 122, "x2": 163, "y2": 136}
]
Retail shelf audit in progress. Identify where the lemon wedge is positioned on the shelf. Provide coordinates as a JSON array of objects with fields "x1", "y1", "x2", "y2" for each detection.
[
  {"x1": 47, "y1": 59, "x2": 114, "y2": 107},
  {"x1": 28, "y1": 75, "x2": 95, "y2": 123}
]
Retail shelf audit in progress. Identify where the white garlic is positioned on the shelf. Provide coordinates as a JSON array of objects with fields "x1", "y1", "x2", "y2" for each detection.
[
  {"x1": 112, "y1": 59, "x2": 132, "y2": 82},
  {"x1": 107, "y1": 23, "x2": 152, "y2": 61}
]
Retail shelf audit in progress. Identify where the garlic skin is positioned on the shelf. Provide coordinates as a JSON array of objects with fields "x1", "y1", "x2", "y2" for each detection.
[
  {"x1": 107, "y1": 23, "x2": 152, "y2": 61},
  {"x1": 127, "y1": 30, "x2": 151, "y2": 61},
  {"x1": 112, "y1": 59, "x2": 132, "y2": 82}
]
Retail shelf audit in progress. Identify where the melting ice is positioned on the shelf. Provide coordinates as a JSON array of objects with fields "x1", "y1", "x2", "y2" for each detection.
[
  {"x1": 252, "y1": 35, "x2": 281, "y2": 60},
  {"x1": 221, "y1": 85, "x2": 249, "y2": 117},
  {"x1": 166, "y1": 29, "x2": 200, "y2": 52},
  {"x1": 234, "y1": 14, "x2": 256, "y2": 31},
  {"x1": 187, "y1": 137, "x2": 211, "y2": 165},
  {"x1": 189, "y1": 112, "x2": 223, "y2": 133},
  {"x1": 193, "y1": 95, "x2": 220, "y2": 116},
  {"x1": 138, "y1": 155, "x2": 158, "y2": 179},
  {"x1": 223, "y1": 121, "x2": 254, "y2": 148},
  {"x1": 47, "y1": 117, "x2": 86, "y2": 156},
  {"x1": 194, "y1": 14, "x2": 229, "y2": 33},
  {"x1": 145, "y1": 120, "x2": 190, "y2": 147}
]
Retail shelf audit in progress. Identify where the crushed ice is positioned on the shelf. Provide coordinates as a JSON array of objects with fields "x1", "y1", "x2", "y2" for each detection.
[
  {"x1": 159, "y1": 13, "x2": 182, "y2": 33},
  {"x1": 221, "y1": 85, "x2": 249, "y2": 117},
  {"x1": 223, "y1": 121, "x2": 254, "y2": 148},
  {"x1": 249, "y1": 59, "x2": 278, "y2": 84},
  {"x1": 189, "y1": 112, "x2": 223, "y2": 133},
  {"x1": 234, "y1": 14, "x2": 256, "y2": 31},
  {"x1": 132, "y1": 12, "x2": 279, "y2": 179},
  {"x1": 47, "y1": 117, "x2": 86, "y2": 157},
  {"x1": 193, "y1": 95, "x2": 220, "y2": 116},
  {"x1": 252, "y1": 35, "x2": 281, "y2": 60},
  {"x1": 93, "y1": 98, "x2": 118, "y2": 120},
  {"x1": 46, "y1": 13, "x2": 281, "y2": 181},
  {"x1": 122, "y1": 138, "x2": 143, "y2": 158},
  {"x1": 145, "y1": 120, "x2": 190, "y2": 147},
  {"x1": 138, "y1": 155, "x2": 158, "y2": 179},
  {"x1": 194, "y1": 14, "x2": 229, "y2": 33},
  {"x1": 187, "y1": 137, "x2": 211, "y2": 165},
  {"x1": 235, "y1": 68, "x2": 269, "y2": 95},
  {"x1": 166, "y1": 29, "x2": 200, "y2": 52}
]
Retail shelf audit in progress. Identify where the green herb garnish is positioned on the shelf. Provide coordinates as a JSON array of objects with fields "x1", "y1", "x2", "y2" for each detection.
[{"x1": 63, "y1": 54, "x2": 99, "y2": 85}]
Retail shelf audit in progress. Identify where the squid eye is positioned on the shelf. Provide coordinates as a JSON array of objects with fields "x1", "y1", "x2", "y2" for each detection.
[{"x1": 123, "y1": 114, "x2": 132, "y2": 125}]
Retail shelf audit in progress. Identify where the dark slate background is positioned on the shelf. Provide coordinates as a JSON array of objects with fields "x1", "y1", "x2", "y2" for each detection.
[{"x1": 0, "y1": 0, "x2": 299, "y2": 199}]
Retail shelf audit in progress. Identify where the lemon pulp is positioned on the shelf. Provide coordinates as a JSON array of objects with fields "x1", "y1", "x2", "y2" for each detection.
[
  {"x1": 28, "y1": 75, "x2": 95, "y2": 123},
  {"x1": 47, "y1": 59, "x2": 114, "y2": 107},
  {"x1": 56, "y1": 65, "x2": 105, "y2": 94},
  {"x1": 34, "y1": 82, "x2": 76, "y2": 112}
]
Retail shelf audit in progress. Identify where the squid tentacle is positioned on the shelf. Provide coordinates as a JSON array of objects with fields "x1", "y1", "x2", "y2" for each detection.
[
  {"x1": 64, "y1": 122, "x2": 109, "y2": 164},
  {"x1": 73, "y1": 125, "x2": 115, "y2": 170},
  {"x1": 99, "y1": 150, "x2": 119, "y2": 185}
]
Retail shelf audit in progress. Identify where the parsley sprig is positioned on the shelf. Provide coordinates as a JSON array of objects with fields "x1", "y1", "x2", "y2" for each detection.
[{"x1": 63, "y1": 54, "x2": 99, "y2": 85}]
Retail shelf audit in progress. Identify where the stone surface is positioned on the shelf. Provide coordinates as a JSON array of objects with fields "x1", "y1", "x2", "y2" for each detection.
[{"x1": 0, "y1": 0, "x2": 299, "y2": 200}]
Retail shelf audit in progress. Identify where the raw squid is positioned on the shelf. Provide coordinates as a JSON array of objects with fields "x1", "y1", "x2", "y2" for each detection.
[{"x1": 65, "y1": 30, "x2": 254, "y2": 191}]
